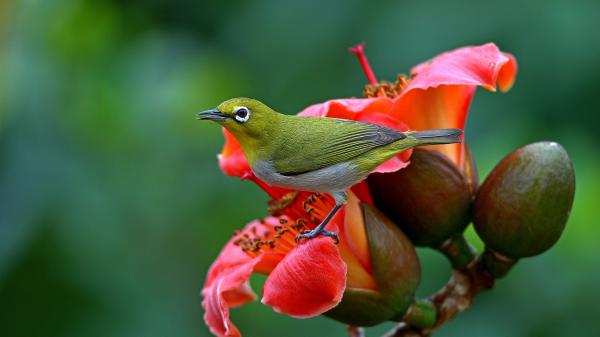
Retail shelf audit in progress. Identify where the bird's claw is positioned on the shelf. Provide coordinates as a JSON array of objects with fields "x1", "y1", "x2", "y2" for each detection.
[{"x1": 295, "y1": 229, "x2": 339, "y2": 244}]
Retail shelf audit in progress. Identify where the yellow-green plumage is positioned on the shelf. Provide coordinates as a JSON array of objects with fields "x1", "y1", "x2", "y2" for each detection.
[
  {"x1": 197, "y1": 97, "x2": 462, "y2": 241},
  {"x1": 268, "y1": 116, "x2": 410, "y2": 176}
]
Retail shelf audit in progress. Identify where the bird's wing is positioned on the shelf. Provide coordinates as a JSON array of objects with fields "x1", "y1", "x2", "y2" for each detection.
[{"x1": 271, "y1": 118, "x2": 406, "y2": 176}]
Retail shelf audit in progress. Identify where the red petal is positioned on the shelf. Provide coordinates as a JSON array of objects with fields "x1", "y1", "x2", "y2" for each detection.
[
  {"x1": 406, "y1": 43, "x2": 517, "y2": 93},
  {"x1": 202, "y1": 219, "x2": 284, "y2": 337},
  {"x1": 204, "y1": 245, "x2": 254, "y2": 290},
  {"x1": 261, "y1": 237, "x2": 347, "y2": 318},
  {"x1": 355, "y1": 110, "x2": 407, "y2": 131},
  {"x1": 205, "y1": 220, "x2": 277, "y2": 287},
  {"x1": 392, "y1": 85, "x2": 475, "y2": 167},
  {"x1": 218, "y1": 129, "x2": 252, "y2": 178},
  {"x1": 498, "y1": 53, "x2": 518, "y2": 92},
  {"x1": 202, "y1": 259, "x2": 258, "y2": 337},
  {"x1": 350, "y1": 181, "x2": 374, "y2": 206},
  {"x1": 391, "y1": 43, "x2": 517, "y2": 167},
  {"x1": 298, "y1": 97, "x2": 393, "y2": 118},
  {"x1": 341, "y1": 192, "x2": 372, "y2": 275}
]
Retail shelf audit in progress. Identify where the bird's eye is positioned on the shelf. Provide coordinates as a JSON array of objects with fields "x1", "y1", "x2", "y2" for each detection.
[{"x1": 234, "y1": 106, "x2": 251, "y2": 123}]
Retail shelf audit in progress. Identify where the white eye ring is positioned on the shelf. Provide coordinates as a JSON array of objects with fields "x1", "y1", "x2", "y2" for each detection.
[{"x1": 233, "y1": 106, "x2": 251, "y2": 123}]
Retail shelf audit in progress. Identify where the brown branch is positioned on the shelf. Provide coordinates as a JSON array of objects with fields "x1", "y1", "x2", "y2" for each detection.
[{"x1": 383, "y1": 257, "x2": 495, "y2": 337}]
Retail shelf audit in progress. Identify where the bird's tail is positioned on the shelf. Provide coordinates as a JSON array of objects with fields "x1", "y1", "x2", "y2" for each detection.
[{"x1": 408, "y1": 128, "x2": 463, "y2": 146}]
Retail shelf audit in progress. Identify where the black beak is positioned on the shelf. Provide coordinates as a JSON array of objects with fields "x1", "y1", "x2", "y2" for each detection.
[{"x1": 196, "y1": 109, "x2": 229, "y2": 121}]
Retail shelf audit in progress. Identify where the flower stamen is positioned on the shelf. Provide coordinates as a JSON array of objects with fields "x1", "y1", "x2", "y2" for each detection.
[
  {"x1": 234, "y1": 192, "x2": 337, "y2": 257},
  {"x1": 233, "y1": 217, "x2": 308, "y2": 257},
  {"x1": 302, "y1": 192, "x2": 335, "y2": 223},
  {"x1": 349, "y1": 42, "x2": 378, "y2": 86},
  {"x1": 363, "y1": 74, "x2": 410, "y2": 99}
]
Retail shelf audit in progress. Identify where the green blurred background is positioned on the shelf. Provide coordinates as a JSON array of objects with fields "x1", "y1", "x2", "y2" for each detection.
[{"x1": 1, "y1": 0, "x2": 599, "y2": 336}]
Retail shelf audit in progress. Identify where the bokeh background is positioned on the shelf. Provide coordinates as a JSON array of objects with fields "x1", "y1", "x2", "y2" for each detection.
[{"x1": 1, "y1": 0, "x2": 599, "y2": 336}]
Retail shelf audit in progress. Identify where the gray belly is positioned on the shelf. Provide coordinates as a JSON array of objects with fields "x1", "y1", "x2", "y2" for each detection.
[{"x1": 251, "y1": 160, "x2": 363, "y2": 194}]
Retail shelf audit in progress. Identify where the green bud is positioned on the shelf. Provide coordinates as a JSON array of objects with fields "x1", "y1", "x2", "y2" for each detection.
[
  {"x1": 367, "y1": 149, "x2": 472, "y2": 247},
  {"x1": 400, "y1": 299, "x2": 437, "y2": 328},
  {"x1": 473, "y1": 142, "x2": 575, "y2": 259},
  {"x1": 325, "y1": 203, "x2": 420, "y2": 326}
]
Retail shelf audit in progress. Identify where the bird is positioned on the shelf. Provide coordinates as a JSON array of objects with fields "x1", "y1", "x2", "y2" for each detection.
[{"x1": 197, "y1": 97, "x2": 462, "y2": 243}]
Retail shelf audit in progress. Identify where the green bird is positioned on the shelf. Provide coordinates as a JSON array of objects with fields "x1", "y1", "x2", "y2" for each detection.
[{"x1": 197, "y1": 98, "x2": 462, "y2": 242}]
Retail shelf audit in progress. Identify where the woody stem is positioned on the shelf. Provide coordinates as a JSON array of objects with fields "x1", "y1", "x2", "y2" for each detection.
[
  {"x1": 382, "y1": 256, "x2": 496, "y2": 337},
  {"x1": 437, "y1": 234, "x2": 477, "y2": 270}
]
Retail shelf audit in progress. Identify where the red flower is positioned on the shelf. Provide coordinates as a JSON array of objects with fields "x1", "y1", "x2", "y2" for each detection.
[
  {"x1": 203, "y1": 190, "x2": 377, "y2": 337},
  {"x1": 203, "y1": 42, "x2": 517, "y2": 337}
]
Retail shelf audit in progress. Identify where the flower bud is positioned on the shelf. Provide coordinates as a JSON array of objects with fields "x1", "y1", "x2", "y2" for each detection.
[
  {"x1": 367, "y1": 149, "x2": 473, "y2": 247},
  {"x1": 325, "y1": 203, "x2": 420, "y2": 326},
  {"x1": 473, "y1": 142, "x2": 575, "y2": 259}
]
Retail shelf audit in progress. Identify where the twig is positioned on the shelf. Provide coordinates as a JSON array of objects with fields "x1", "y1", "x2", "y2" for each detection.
[{"x1": 383, "y1": 257, "x2": 495, "y2": 337}]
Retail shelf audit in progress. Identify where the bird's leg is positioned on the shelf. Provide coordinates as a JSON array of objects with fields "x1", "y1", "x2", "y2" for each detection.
[
  {"x1": 296, "y1": 204, "x2": 342, "y2": 242},
  {"x1": 296, "y1": 192, "x2": 347, "y2": 244}
]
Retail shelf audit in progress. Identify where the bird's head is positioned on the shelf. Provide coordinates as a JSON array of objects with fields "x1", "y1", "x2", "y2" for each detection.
[{"x1": 197, "y1": 97, "x2": 279, "y2": 144}]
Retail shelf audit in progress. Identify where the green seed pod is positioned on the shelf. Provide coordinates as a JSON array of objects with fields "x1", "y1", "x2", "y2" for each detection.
[
  {"x1": 473, "y1": 142, "x2": 575, "y2": 259},
  {"x1": 367, "y1": 149, "x2": 473, "y2": 247},
  {"x1": 325, "y1": 203, "x2": 420, "y2": 326}
]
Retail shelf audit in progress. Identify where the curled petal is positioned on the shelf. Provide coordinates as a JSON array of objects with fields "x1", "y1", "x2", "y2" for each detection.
[
  {"x1": 202, "y1": 260, "x2": 258, "y2": 337},
  {"x1": 391, "y1": 43, "x2": 517, "y2": 167},
  {"x1": 202, "y1": 219, "x2": 284, "y2": 337},
  {"x1": 406, "y1": 43, "x2": 517, "y2": 93},
  {"x1": 262, "y1": 237, "x2": 347, "y2": 318},
  {"x1": 498, "y1": 53, "x2": 517, "y2": 92}
]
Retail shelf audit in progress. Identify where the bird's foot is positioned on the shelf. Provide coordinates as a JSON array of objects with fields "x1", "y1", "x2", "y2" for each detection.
[{"x1": 295, "y1": 228, "x2": 339, "y2": 244}]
